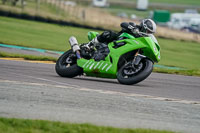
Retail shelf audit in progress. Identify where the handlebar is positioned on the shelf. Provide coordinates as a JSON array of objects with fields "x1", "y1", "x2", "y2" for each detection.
[{"x1": 120, "y1": 22, "x2": 148, "y2": 37}]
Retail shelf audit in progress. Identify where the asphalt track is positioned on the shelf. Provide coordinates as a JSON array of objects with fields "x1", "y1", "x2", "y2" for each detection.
[{"x1": 0, "y1": 58, "x2": 200, "y2": 133}]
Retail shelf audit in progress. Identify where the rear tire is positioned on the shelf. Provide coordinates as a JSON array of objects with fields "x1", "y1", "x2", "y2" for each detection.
[
  {"x1": 55, "y1": 50, "x2": 83, "y2": 78},
  {"x1": 117, "y1": 58, "x2": 153, "y2": 85}
]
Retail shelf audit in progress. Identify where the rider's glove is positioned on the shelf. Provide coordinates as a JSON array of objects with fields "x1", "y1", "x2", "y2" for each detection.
[
  {"x1": 127, "y1": 23, "x2": 140, "y2": 35},
  {"x1": 131, "y1": 28, "x2": 139, "y2": 34},
  {"x1": 83, "y1": 37, "x2": 99, "y2": 50},
  {"x1": 84, "y1": 42, "x2": 93, "y2": 50}
]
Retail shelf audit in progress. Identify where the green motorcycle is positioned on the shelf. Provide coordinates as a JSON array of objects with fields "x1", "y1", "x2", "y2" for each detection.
[{"x1": 55, "y1": 30, "x2": 161, "y2": 85}]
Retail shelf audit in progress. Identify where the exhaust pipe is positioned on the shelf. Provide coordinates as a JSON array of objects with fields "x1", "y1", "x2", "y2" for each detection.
[
  {"x1": 69, "y1": 36, "x2": 80, "y2": 52},
  {"x1": 69, "y1": 36, "x2": 81, "y2": 59}
]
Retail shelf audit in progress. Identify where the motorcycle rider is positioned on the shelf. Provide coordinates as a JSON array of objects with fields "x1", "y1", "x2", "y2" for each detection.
[
  {"x1": 69, "y1": 19, "x2": 158, "y2": 59},
  {"x1": 84, "y1": 19, "x2": 158, "y2": 49}
]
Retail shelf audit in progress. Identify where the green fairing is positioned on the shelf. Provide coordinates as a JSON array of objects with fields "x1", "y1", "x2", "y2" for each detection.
[{"x1": 78, "y1": 32, "x2": 161, "y2": 78}]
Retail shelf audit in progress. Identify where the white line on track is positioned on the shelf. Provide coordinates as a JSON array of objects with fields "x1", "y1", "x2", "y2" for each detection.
[
  {"x1": 1, "y1": 58, "x2": 200, "y2": 105},
  {"x1": 1, "y1": 71, "x2": 80, "y2": 88},
  {"x1": 1, "y1": 78, "x2": 200, "y2": 105}
]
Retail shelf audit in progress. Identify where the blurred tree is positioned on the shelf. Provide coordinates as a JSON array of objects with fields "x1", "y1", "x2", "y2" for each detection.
[
  {"x1": 2, "y1": 0, "x2": 18, "y2": 6},
  {"x1": 2, "y1": 0, "x2": 7, "y2": 4},
  {"x1": 21, "y1": 0, "x2": 25, "y2": 11},
  {"x1": 11, "y1": 0, "x2": 19, "y2": 6},
  {"x1": 36, "y1": 0, "x2": 40, "y2": 13}
]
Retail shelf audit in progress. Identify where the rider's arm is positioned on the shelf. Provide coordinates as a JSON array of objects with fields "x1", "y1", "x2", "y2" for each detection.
[
  {"x1": 97, "y1": 30, "x2": 118, "y2": 43},
  {"x1": 83, "y1": 30, "x2": 118, "y2": 49},
  {"x1": 120, "y1": 22, "x2": 141, "y2": 36}
]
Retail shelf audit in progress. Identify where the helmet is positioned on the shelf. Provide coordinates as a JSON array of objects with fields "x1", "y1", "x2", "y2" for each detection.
[{"x1": 140, "y1": 19, "x2": 156, "y2": 34}]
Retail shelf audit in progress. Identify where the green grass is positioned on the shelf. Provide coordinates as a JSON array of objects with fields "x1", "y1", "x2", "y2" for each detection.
[
  {"x1": 150, "y1": 0, "x2": 200, "y2": 5},
  {"x1": 153, "y1": 67, "x2": 200, "y2": 77},
  {"x1": 0, "y1": 16, "x2": 98, "y2": 51},
  {"x1": 0, "y1": 51, "x2": 57, "y2": 61},
  {"x1": 0, "y1": 117, "x2": 175, "y2": 133},
  {"x1": 109, "y1": 0, "x2": 200, "y2": 5},
  {"x1": 157, "y1": 38, "x2": 200, "y2": 70},
  {"x1": 0, "y1": 16, "x2": 200, "y2": 75},
  {"x1": 0, "y1": 0, "x2": 69, "y2": 18}
]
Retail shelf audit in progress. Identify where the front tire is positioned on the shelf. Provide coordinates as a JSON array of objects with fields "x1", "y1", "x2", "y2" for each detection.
[
  {"x1": 117, "y1": 58, "x2": 153, "y2": 85},
  {"x1": 55, "y1": 50, "x2": 83, "y2": 78}
]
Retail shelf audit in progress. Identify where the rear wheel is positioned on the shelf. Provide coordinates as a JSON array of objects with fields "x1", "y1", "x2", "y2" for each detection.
[
  {"x1": 117, "y1": 58, "x2": 153, "y2": 85},
  {"x1": 55, "y1": 50, "x2": 83, "y2": 78}
]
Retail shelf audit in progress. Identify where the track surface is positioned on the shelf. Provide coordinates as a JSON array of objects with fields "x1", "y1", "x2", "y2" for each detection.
[{"x1": 0, "y1": 59, "x2": 200, "y2": 133}]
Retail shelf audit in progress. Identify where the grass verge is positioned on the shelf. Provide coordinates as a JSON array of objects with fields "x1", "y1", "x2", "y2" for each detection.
[
  {"x1": 0, "y1": 51, "x2": 57, "y2": 62},
  {"x1": 0, "y1": 117, "x2": 175, "y2": 133},
  {"x1": 0, "y1": 16, "x2": 94, "y2": 51},
  {"x1": 109, "y1": 0, "x2": 200, "y2": 6},
  {"x1": 153, "y1": 67, "x2": 200, "y2": 77}
]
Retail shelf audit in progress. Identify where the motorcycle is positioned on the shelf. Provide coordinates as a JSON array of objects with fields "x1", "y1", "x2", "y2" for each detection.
[{"x1": 55, "y1": 27, "x2": 161, "y2": 85}]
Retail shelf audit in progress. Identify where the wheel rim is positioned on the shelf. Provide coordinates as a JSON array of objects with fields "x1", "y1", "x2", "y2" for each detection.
[
  {"x1": 61, "y1": 53, "x2": 76, "y2": 68},
  {"x1": 121, "y1": 62, "x2": 144, "y2": 78}
]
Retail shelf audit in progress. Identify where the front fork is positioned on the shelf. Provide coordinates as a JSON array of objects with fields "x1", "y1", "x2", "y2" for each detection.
[
  {"x1": 126, "y1": 49, "x2": 146, "y2": 69},
  {"x1": 123, "y1": 49, "x2": 145, "y2": 76},
  {"x1": 133, "y1": 50, "x2": 146, "y2": 66}
]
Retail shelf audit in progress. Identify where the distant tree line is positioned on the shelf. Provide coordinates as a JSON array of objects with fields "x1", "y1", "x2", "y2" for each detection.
[{"x1": 2, "y1": 0, "x2": 20, "y2": 6}]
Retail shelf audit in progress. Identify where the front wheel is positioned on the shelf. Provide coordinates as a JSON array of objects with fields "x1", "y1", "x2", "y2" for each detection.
[
  {"x1": 117, "y1": 58, "x2": 153, "y2": 85},
  {"x1": 55, "y1": 50, "x2": 83, "y2": 78}
]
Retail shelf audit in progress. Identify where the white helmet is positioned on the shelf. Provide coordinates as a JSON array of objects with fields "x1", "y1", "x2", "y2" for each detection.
[{"x1": 140, "y1": 19, "x2": 157, "y2": 34}]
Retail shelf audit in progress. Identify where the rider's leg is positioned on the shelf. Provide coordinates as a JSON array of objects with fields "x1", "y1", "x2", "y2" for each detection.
[{"x1": 85, "y1": 30, "x2": 118, "y2": 49}]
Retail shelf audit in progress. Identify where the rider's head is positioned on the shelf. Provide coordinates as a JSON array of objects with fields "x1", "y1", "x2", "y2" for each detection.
[{"x1": 140, "y1": 19, "x2": 156, "y2": 34}]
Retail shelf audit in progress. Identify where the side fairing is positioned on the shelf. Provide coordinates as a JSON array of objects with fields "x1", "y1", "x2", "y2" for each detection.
[
  {"x1": 78, "y1": 32, "x2": 161, "y2": 78},
  {"x1": 77, "y1": 38, "x2": 147, "y2": 78},
  {"x1": 137, "y1": 37, "x2": 161, "y2": 62},
  {"x1": 77, "y1": 58, "x2": 116, "y2": 78}
]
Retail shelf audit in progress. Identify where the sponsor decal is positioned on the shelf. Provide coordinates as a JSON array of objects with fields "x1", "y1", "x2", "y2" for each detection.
[
  {"x1": 154, "y1": 47, "x2": 157, "y2": 52},
  {"x1": 133, "y1": 40, "x2": 139, "y2": 44}
]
